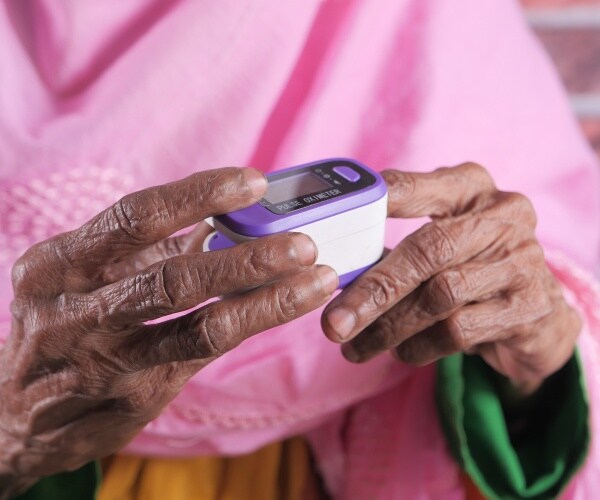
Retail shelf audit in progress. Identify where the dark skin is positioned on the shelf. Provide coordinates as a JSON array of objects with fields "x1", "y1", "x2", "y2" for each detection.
[
  {"x1": 322, "y1": 163, "x2": 581, "y2": 396},
  {"x1": 0, "y1": 167, "x2": 338, "y2": 497},
  {"x1": 0, "y1": 163, "x2": 580, "y2": 497}
]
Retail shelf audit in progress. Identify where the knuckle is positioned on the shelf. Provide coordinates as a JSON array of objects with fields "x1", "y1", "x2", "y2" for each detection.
[
  {"x1": 112, "y1": 197, "x2": 143, "y2": 238},
  {"x1": 134, "y1": 263, "x2": 176, "y2": 313},
  {"x1": 9, "y1": 297, "x2": 29, "y2": 322},
  {"x1": 191, "y1": 311, "x2": 226, "y2": 359},
  {"x1": 11, "y1": 257, "x2": 30, "y2": 292},
  {"x1": 533, "y1": 290, "x2": 553, "y2": 318},
  {"x1": 108, "y1": 193, "x2": 159, "y2": 242},
  {"x1": 273, "y1": 286, "x2": 302, "y2": 323},
  {"x1": 195, "y1": 168, "x2": 249, "y2": 204},
  {"x1": 505, "y1": 191, "x2": 534, "y2": 212},
  {"x1": 520, "y1": 241, "x2": 546, "y2": 267},
  {"x1": 155, "y1": 262, "x2": 177, "y2": 307},
  {"x1": 491, "y1": 191, "x2": 537, "y2": 232},
  {"x1": 516, "y1": 281, "x2": 553, "y2": 322},
  {"x1": 285, "y1": 233, "x2": 314, "y2": 263},
  {"x1": 168, "y1": 257, "x2": 204, "y2": 303},
  {"x1": 455, "y1": 162, "x2": 495, "y2": 189},
  {"x1": 445, "y1": 313, "x2": 470, "y2": 351},
  {"x1": 357, "y1": 270, "x2": 403, "y2": 309},
  {"x1": 246, "y1": 241, "x2": 281, "y2": 277},
  {"x1": 407, "y1": 222, "x2": 457, "y2": 274},
  {"x1": 382, "y1": 169, "x2": 416, "y2": 198},
  {"x1": 531, "y1": 243, "x2": 546, "y2": 264},
  {"x1": 55, "y1": 293, "x2": 93, "y2": 333},
  {"x1": 11, "y1": 237, "x2": 71, "y2": 296},
  {"x1": 508, "y1": 261, "x2": 531, "y2": 291},
  {"x1": 423, "y1": 270, "x2": 466, "y2": 316},
  {"x1": 504, "y1": 192, "x2": 538, "y2": 228},
  {"x1": 162, "y1": 235, "x2": 185, "y2": 257},
  {"x1": 190, "y1": 307, "x2": 241, "y2": 359},
  {"x1": 500, "y1": 244, "x2": 543, "y2": 292}
]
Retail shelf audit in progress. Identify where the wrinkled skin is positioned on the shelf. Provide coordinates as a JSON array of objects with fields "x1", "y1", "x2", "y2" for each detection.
[
  {"x1": 0, "y1": 167, "x2": 338, "y2": 497},
  {"x1": 0, "y1": 163, "x2": 581, "y2": 497},
  {"x1": 323, "y1": 163, "x2": 581, "y2": 397}
]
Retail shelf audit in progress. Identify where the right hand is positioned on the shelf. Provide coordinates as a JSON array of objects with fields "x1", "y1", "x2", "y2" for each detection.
[{"x1": 0, "y1": 167, "x2": 338, "y2": 495}]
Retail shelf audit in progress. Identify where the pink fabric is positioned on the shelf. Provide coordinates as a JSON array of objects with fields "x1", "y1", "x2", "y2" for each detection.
[
  {"x1": 549, "y1": 252, "x2": 600, "y2": 500},
  {"x1": 1, "y1": 0, "x2": 600, "y2": 497}
]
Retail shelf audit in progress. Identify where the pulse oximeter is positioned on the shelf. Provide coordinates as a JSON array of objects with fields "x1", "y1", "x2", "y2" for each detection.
[{"x1": 204, "y1": 158, "x2": 388, "y2": 287}]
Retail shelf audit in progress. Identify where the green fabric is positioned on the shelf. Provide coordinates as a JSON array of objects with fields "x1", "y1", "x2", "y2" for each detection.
[
  {"x1": 437, "y1": 352, "x2": 589, "y2": 499},
  {"x1": 13, "y1": 461, "x2": 99, "y2": 500}
]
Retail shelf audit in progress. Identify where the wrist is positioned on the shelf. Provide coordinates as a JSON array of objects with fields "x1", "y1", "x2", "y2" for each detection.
[
  {"x1": 0, "y1": 452, "x2": 38, "y2": 500},
  {"x1": 500, "y1": 305, "x2": 581, "y2": 404},
  {"x1": 0, "y1": 472, "x2": 36, "y2": 500},
  {"x1": 0, "y1": 424, "x2": 40, "y2": 499},
  {"x1": 501, "y1": 377, "x2": 544, "y2": 403},
  {"x1": 488, "y1": 354, "x2": 576, "y2": 440}
]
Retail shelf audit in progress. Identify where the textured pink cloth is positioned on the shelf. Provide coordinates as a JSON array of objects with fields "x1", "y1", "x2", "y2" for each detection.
[{"x1": 1, "y1": 0, "x2": 600, "y2": 497}]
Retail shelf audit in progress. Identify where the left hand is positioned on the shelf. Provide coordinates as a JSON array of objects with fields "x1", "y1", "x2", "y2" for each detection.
[{"x1": 321, "y1": 163, "x2": 581, "y2": 396}]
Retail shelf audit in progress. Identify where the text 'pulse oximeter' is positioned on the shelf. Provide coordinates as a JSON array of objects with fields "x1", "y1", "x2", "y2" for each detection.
[{"x1": 204, "y1": 158, "x2": 388, "y2": 287}]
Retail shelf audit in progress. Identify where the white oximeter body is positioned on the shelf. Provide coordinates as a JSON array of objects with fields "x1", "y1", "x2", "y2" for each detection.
[{"x1": 205, "y1": 158, "x2": 388, "y2": 287}]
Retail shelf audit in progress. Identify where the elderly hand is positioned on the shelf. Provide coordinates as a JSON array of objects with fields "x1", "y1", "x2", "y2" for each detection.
[
  {"x1": 322, "y1": 163, "x2": 581, "y2": 396},
  {"x1": 0, "y1": 167, "x2": 337, "y2": 495}
]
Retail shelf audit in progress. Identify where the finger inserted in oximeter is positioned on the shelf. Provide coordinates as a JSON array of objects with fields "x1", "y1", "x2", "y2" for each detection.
[{"x1": 204, "y1": 158, "x2": 388, "y2": 287}]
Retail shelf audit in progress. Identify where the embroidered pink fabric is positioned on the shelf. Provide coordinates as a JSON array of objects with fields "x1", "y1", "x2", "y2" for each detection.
[{"x1": 1, "y1": 0, "x2": 599, "y2": 497}]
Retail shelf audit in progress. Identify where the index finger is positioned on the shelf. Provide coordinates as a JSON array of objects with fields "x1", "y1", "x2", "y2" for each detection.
[
  {"x1": 117, "y1": 265, "x2": 339, "y2": 369},
  {"x1": 321, "y1": 215, "x2": 511, "y2": 342},
  {"x1": 383, "y1": 162, "x2": 496, "y2": 219},
  {"x1": 65, "y1": 167, "x2": 267, "y2": 267}
]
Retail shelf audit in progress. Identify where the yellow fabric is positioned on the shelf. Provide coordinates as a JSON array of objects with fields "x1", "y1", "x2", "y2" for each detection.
[{"x1": 98, "y1": 438, "x2": 312, "y2": 500}]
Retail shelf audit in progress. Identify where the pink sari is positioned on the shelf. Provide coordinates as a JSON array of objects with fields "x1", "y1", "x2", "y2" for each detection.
[{"x1": 1, "y1": 0, "x2": 599, "y2": 497}]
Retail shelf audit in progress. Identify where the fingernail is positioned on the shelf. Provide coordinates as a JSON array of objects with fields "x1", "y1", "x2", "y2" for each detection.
[
  {"x1": 326, "y1": 306, "x2": 356, "y2": 340},
  {"x1": 243, "y1": 168, "x2": 268, "y2": 197},
  {"x1": 292, "y1": 234, "x2": 318, "y2": 265},
  {"x1": 316, "y1": 265, "x2": 339, "y2": 294}
]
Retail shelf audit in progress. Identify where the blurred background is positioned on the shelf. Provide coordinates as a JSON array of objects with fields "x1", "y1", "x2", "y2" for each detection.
[{"x1": 522, "y1": 0, "x2": 600, "y2": 157}]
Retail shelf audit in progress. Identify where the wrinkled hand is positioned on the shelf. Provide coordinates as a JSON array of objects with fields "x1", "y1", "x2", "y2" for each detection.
[
  {"x1": 322, "y1": 163, "x2": 581, "y2": 395},
  {"x1": 0, "y1": 168, "x2": 337, "y2": 495}
]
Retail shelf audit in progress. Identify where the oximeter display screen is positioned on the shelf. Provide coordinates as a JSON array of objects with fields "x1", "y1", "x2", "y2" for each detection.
[
  {"x1": 257, "y1": 159, "x2": 378, "y2": 215},
  {"x1": 263, "y1": 173, "x2": 332, "y2": 205}
]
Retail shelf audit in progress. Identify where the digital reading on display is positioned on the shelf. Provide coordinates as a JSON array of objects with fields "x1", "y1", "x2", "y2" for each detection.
[{"x1": 263, "y1": 172, "x2": 332, "y2": 205}]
